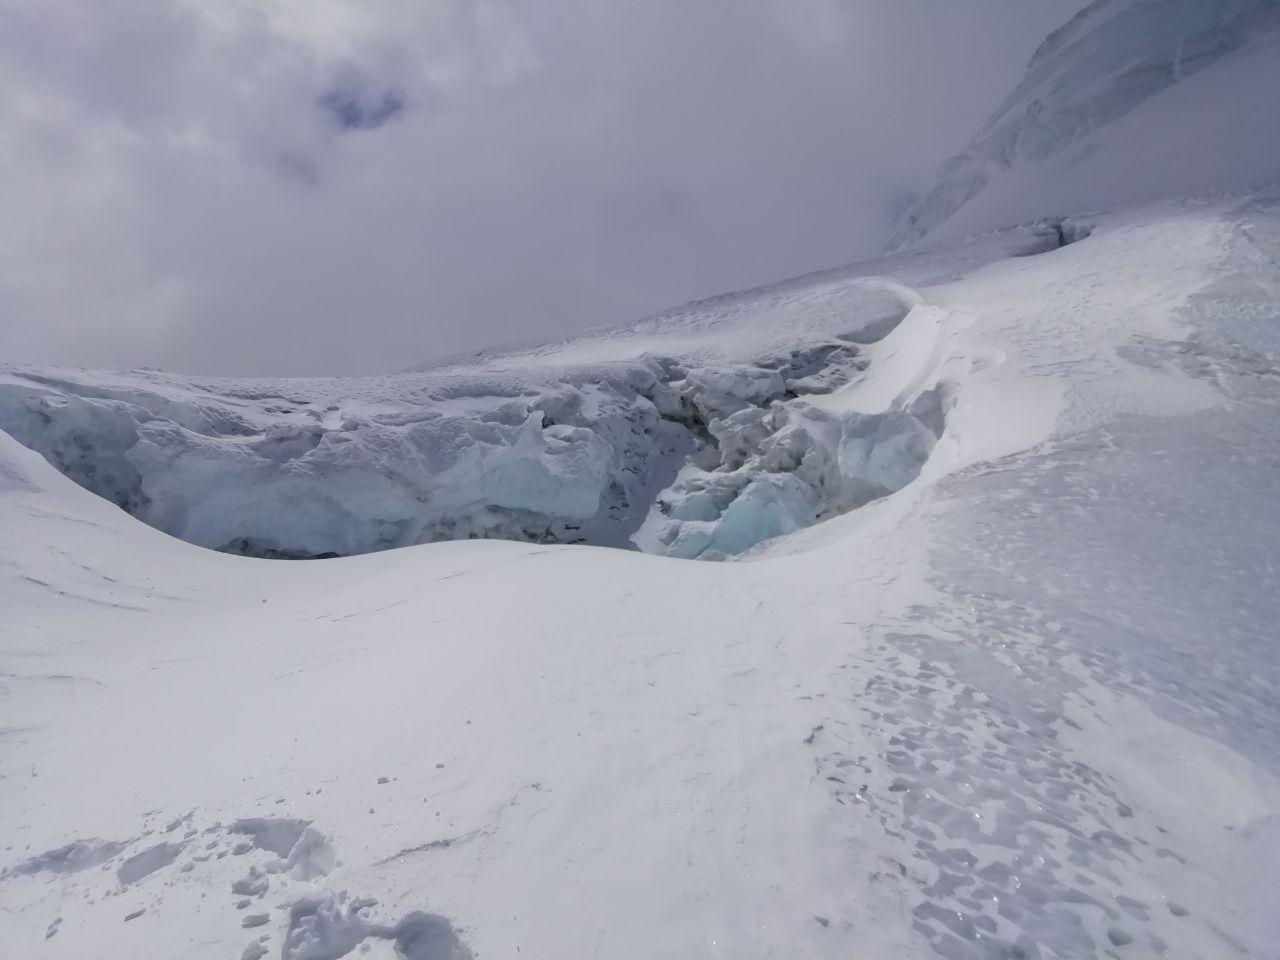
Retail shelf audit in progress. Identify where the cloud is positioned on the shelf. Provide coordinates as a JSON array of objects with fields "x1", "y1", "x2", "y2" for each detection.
[
  {"x1": 0, "y1": 0, "x2": 1083, "y2": 375},
  {"x1": 318, "y1": 82, "x2": 406, "y2": 132}
]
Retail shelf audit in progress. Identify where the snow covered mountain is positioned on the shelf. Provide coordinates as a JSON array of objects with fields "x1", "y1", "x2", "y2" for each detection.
[
  {"x1": 890, "y1": 0, "x2": 1280, "y2": 249},
  {"x1": 5, "y1": 193, "x2": 1279, "y2": 959},
  {"x1": 4, "y1": 6, "x2": 1280, "y2": 960}
]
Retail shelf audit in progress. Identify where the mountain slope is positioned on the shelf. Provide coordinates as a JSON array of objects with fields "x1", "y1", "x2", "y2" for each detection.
[{"x1": 891, "y1": 0, "x2": 1280, "y2": 249}]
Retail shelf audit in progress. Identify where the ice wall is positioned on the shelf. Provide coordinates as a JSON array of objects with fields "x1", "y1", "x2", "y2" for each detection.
[
  {"x1": 0, "y1": 340, "x2": 946, "y2": 561},
  {"x1": 0, "y1": 274, "x2": 959, "y2": 560}
]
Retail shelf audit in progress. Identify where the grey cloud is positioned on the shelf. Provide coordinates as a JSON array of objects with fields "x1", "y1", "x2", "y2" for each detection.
[
  {"x1": 0, "y1": 0, "x2": 1085, "y2": 376},
  {"x1": 319, "y1": 83, "x2": 406, "y2": 131}
]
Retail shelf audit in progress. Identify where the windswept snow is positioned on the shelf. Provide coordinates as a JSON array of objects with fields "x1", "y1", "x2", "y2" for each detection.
[{"x1": 3, "y1": 191, "x2": 1279, "y2": 959}]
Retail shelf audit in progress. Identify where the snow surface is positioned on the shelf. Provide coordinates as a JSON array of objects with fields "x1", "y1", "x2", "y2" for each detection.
[
  {"x1": 891, "y1": 0, "x2": 1280, "y2": 249},
  {"x1": 3, "y1": 191, "x2": 1280, "y2": 960},
  {"x1": 6, "y1": 4, "x2": 1280, "y2": 953}
]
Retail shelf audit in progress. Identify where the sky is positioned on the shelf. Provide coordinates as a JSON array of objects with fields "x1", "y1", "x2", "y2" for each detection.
[{"x1": 0, "y1": 0, "x2": 1082, "y2": 377}]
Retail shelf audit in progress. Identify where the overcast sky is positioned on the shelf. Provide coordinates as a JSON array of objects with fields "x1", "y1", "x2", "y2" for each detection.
[{"x1": 0, "y1": 0, "x2": 1082, "y2": 376}]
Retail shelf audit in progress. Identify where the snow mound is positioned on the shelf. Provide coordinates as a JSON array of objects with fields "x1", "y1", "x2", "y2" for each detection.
[{"x1": 891, "y1": 0, "x2": 1280, "y2": 248}]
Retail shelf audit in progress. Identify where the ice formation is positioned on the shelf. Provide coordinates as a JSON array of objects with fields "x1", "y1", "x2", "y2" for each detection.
[
  {"x1": 0, "y1": 262, "x2": 1006, "y2": 560},
  {"x1": 5, "y1": 192, "x2": 1280, "y2": 960}
]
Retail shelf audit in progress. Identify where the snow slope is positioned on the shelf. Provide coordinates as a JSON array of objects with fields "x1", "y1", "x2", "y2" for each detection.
[
  {"x1": 891, "y1": 0, "x2": 1280, "y2": 249},
  {"x1": 4, "y1": 192, "x2": 1280, "y2": 960}
]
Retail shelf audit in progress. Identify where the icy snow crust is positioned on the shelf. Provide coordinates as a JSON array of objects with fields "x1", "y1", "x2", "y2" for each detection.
[
  {"x1": 891, "y1": 0, "x2": 1280, "y2": 249},
  {"x1": 3, "y1": 194, "x2": 1280, "y2": 960},
  {"x1": 0, "y1": 226, "x2": 1069, "y2": 560}
]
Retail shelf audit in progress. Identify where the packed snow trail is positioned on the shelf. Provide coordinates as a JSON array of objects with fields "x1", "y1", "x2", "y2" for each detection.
[{"x1": 3, "y1": 194, "x2": 1279, "y2": 959}]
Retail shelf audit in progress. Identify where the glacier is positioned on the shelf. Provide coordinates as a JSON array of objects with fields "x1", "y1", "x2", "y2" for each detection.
[
  {"x1": 4, "y1": 191, "x2": 1279, "y2": 960},
  {"x1": 4, "y1": 4, "x2": 1280, "y2": 960},
  {"x1": 1, "y1": 248, "x2": 1045, "y2": 560}
]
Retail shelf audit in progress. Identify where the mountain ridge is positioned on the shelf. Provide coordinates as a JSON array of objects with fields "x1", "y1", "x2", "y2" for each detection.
[{"x1": 891, "y1": 0, "x2": 1280, "y2": 249}]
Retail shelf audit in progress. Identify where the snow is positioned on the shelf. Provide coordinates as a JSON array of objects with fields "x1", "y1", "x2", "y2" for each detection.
[
  {"x1": 3, "y1": 189, "x2": 1280, "y2": 959},
  {"x1": 891, "y1": 0, "x2": 1280, "y2": 249},
  {"x1": 5, "y1": 4, "x2": 1280, "y2": 955}
]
